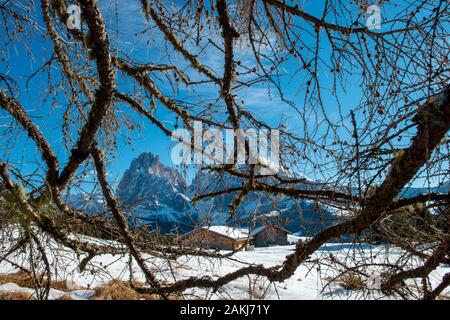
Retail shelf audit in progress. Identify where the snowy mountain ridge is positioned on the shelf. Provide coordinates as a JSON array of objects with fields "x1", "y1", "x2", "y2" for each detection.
[{"x1": 67, "y1": 152, "x2": 448, "y2": 234}]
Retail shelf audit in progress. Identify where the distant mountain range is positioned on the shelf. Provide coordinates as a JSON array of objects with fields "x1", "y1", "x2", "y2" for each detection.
[
  {"x1": 190, "y1": 167, "x2": 343, "y2": 235},
  {"x1": 67, "y1": 152, "x2": 449, "y2": 235}
]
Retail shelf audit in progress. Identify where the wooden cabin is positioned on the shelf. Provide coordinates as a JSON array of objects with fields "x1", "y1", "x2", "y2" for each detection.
[
  {"x1": 250, "y1": 224, "x2": 288, "y2": 247},
  {"x1": 182, "y1": 226, "x2": 249, "y2": 250}
]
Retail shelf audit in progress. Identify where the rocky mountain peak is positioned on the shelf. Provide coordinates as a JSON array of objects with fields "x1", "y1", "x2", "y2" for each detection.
[
  {"x1": 119, "y1": 152, "x2": 186, "y2": 197},
  {"x1": 117, "y1": 152, "x2": 196, "y2": 233}
]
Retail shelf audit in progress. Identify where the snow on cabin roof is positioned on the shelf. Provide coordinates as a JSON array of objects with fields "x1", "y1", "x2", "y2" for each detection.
[
  {"x1": 249, "y1": 226, "x2": 267, "y2": 237},
  {"x1": 265, "y1": 210, "x2": 280, "y2": 217},
  {"x1": 250, "y1": 224, "x2": 290, "y2": 237},
  {"x1": 202, "y1": 226, "x2": 249, "y2": 240}
]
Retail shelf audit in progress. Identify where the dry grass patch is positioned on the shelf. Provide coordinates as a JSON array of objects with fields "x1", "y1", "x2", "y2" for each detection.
[
  {"x1": 338, "y1": 273, "x2": 366, "y2": 291},
  {"x1": 0, "y1": 272, "x2": 79, "y2": 292},
  {"x1": 92, "y1": 280, "x2": 161, "y2": 300},
  {"x1": 0, "y1": 291, "x2": 36, "y2": 300},
  {"x1": 0, "y1": 271, "x2": 37, "y2": 288},
  {"x1": 0, "y1": 273, "x2": 181, "y2": 300},
  {"x1": 49, "y1": 279, "x2": 79, "y2": 292}
]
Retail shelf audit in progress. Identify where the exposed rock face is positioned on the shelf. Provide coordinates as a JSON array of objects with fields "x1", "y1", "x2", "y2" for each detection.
[
  {"x1": 189, "y1": 169, "x2": 242, "y2": 225},
  {"x1": 117, "y1": 152, "x2": 197, "y2": 233}
]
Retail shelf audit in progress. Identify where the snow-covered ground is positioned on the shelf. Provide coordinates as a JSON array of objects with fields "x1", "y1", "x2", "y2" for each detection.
[{"x1": 0, "y1": 232, "x2": 448, "y2": 300}]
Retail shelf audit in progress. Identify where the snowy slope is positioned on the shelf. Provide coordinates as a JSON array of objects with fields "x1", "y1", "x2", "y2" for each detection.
[{"x1": 1, "y1": 231, "x2": 448, "y2": 300}]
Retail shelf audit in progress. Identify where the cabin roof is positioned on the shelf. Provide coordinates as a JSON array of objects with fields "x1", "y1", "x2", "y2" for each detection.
[
  {"x1": 202, "y1": 226, "x2": 249, "y2": 240},
  {"x1": 250, "y1": 224, "x2": 289, "y2": 237},
  {"x1": 184, "y1": 224, "x2": 289, "y2": 241},
  {"x1": 249, "y1": 226, "x2": 267, "y2": 237}
]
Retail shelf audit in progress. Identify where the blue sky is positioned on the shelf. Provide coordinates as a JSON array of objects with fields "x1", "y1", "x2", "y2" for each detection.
[{"x1": 0, "y1": 0, "x2": 444, "y2": 189}]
